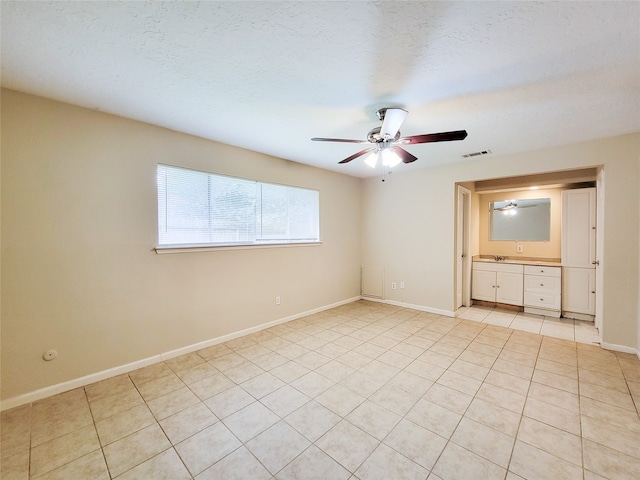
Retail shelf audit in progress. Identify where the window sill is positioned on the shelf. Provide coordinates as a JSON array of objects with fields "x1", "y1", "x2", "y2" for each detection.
[{"x1": 154, "y1": 241, "x2": 323, "y2": 254}]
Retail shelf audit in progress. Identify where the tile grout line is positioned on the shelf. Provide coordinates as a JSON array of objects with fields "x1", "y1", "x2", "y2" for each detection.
[
  {"x1": 413, "y1": 321, "x2": 512, "y2": 478},
  {"x1": 13, "y1": 302, "x2": 637, "y2": 479}
]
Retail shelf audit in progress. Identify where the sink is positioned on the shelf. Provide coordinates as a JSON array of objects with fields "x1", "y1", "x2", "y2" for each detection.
[{"x1": 473, "y1": 255, "x2": 561, "y2": 267}]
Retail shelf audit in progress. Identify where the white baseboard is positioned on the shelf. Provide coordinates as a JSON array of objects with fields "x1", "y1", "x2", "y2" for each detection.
[
  {"x1": 361, "y1": 296, "x2": 455, "y2": 317},
  {"x1": 1, "y1": 296, "x2": 361, "y2": 412},
  {"x1": 600, "y1": 341, "x2": 640, "y2": 359}
]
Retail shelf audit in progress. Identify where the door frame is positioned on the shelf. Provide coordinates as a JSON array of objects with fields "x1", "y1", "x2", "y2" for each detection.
[
  {"x1": 456, "y1": 185, "x2": 472, "y2": 309},
  {"x1": 595, "y1": 167, "x2": 605, "y2": 335}
]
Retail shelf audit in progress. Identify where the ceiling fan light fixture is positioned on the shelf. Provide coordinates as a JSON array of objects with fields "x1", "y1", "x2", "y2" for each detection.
[
  {"x1": 381, "y1": 148, "x2": 401, "y2": 168},
  {"x1": 364, "y1": 151, "x2": 379, "y2": 168}
]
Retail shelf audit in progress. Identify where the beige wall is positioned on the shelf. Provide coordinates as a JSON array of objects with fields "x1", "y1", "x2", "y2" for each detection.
[
  {"x1": 1, "y1": 89, "x2": 362, "y2": 401},
  {"x1": 478, "y1": 187, "x2": 563, "y2": 259},
  {"x1": 2, "y1": 88, "x2": 639, "y2": 403},
  {"x1": 362, "y1": 133, "x2": 640, "y2": 350}
]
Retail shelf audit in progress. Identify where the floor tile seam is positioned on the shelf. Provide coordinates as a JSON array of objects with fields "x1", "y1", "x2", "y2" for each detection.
[
  {"x1": 512, "y1": 434, "x2": 585, "y2": 470},
  {"x1": 350, "y1": 430, "x2": 428, "y2": 478},
  {"x1": 378, "y1": 414, "x2": 449, "y2": 466},
  {"x1": 110, "y1": 445, "x2": 181, "y2": 480},
  {"x1": 531, "y1": 367, "x2": 580, "y2": 393},
  {"x1": 309, "y1": 418, "x2": 381, "y2": 475},
  {"x1": 616, "y1": 355, "x2": 640, "y2": 413},
  {"x1": 90, "y1": 403, "x2": 149, "y2": 450},
  {"x1": 505, "y1": 364, "x2": 539, "y2": 477},
  {"x1": 578, "y1": 399, "x2": 640, "y2": 426},
  {"x1": 446, "y1": 426, "x2": 516, "y2": 471},
  {"x1": 520, "y1": 404, "x2": 580, "y2": 437},
  {"x1": 162, "y1": 400, "x2": 225, "y2": 446},
  {"x1": 25, "y1": 432, "x2": 34, "y2": 480},
  {"x1": 577, "y1": 376, "x2": 634, "y2": 396},
  {"x1": 577, "y1": 413, "x2": 640, "y2": 460},
  {"x1": 31, "y1": 444, "x2": 105, "y2": 480},
  {"x1": 262, "y1": 440, "x2": 318, "y2": 478},
  {"x1": 461, "y1": 326, "x2": 523, "y2": 398},
  {"x1": 576, "y1": 368, "x2": 589, "y2": 472},
  {"x1": 578, "y1": 392, "x2": 638, "y2": 415},
  {"x1": 623, "y1": 379, "x2": 640, "y2": 417},
  {"x1": 175, "y1": 438, "x2": 238, "y2": 478},
  {"x1": 425, "y1": 388, "x2": 506, "y2": 479},
  {"x1": 29, "y1": 387, "x2": 106, "y2": 479},
  {"x1": 29, "y1": 407, "x2": 94, "y2": 449},
  {"x1": 137, "y1": 378, "x2": 191, "y2": 404}
]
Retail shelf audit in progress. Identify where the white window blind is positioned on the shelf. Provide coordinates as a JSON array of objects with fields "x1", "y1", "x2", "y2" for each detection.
[{"x1": 157, "y1": 165, "x2": 319, "y2": 247}]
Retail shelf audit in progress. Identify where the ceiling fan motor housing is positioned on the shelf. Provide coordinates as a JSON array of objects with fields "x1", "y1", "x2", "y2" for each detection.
[{"x1": 367, "y1": 127, "x2": 401, "y2": 143}]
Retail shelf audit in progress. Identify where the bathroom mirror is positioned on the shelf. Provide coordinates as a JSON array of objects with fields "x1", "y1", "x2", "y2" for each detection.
[{"x1": 490, "y1": 198, "x2": 551, "y2": 241}]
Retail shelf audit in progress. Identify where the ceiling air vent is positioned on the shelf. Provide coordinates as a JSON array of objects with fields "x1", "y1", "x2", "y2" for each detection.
[{"x1": 462, "y1": 149, "x2": 492, "y2": 158}]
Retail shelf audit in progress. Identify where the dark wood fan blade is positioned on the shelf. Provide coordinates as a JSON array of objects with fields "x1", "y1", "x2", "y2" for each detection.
[
  {"x1": 390, "y1": 146, "x2": 417, "y2": 164},
  {"x1": 398, "y1": 130, "x2": 468, "y2": 145},
  {"x1": 311, "y1": 137, "x2": 367, "y2": 143},
  {"x1": 338, "y1": 147, "x2": 376, "y2": 164}
]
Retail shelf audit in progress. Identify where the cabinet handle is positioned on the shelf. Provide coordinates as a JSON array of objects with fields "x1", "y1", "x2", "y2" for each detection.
[
  {"x1": 540, "y1": 283, "x2": 544, "y2": 287},
  {"x1": 591, "y1": 291, "x2": 596, "y2": 294},
  {"x1": 592, "y1": 260, "x2": 600, "y2": 266},
  {"x1": 540, "y1": 298, "x2": 544, "y2": 301}
]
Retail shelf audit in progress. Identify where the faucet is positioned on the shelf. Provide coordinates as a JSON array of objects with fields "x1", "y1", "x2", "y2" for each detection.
[{"x1": 494, "y1": 255, "x2": 505, "y2": 261}]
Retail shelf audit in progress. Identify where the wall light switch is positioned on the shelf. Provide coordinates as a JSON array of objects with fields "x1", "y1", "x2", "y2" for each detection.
[{"x1": 516, "y1": 245, "x2": 523, "y2": 253}]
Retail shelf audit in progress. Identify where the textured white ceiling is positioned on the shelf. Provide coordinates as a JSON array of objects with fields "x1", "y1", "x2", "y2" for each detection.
[{"x1": 2, "y1": 1, "x2": 639, "y2": 177}]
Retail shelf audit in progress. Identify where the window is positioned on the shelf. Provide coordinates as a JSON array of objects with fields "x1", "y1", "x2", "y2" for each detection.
[{"x1": 157, "y1": 165, "x2": 319, "y2": 247}]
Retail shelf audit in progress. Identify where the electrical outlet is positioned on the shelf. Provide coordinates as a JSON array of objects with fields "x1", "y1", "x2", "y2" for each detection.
[
  {"x1": 391, "y1": 282, "x2": 397, "y2": 290},
  {"x1": 275, "y1": 296, "x2": 281, "y2": 305},
  {"x1": 516, "y1": 245, "x2": 523, "y2": 253},
  {"x1": 400, "y1": 282, "x2": 405, "y2": 289}
]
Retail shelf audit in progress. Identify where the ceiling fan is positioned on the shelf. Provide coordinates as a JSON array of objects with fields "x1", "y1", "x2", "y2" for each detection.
[
  {"x1": 311, "y1": 108, "x2": 468, "y2": 167},
  {"x1": 493, "y1": 201, "x2": 538, "y2": 211}
]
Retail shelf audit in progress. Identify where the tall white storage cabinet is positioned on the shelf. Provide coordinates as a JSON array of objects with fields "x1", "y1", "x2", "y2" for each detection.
[{"x1": 561, "y1": 188, "x2": 596, "y2": 320}]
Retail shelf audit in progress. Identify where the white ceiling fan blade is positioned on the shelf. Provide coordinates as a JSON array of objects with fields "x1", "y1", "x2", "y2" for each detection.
[{"x1": 380, "y1": 108, "x2": 408, "y2": 139}]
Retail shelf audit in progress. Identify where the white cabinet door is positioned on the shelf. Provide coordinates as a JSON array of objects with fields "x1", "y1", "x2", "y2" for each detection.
[
  {"x1": 562, "y1": 188, "x2": 596, "y2": 268},
  {"x1": 496, "y1": 272, "x2": 524, "y2": 306},
  {"x1": 563, "y1": 267, "x2": 596, "y2": 314},
  {"x1": 472, "y1": 269, "x2": 497, "y2": 302}
]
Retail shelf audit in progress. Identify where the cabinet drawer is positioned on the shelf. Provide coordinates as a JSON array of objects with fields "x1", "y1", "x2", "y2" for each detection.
[
  {"x1": 524, "y1": 291, "x2": 561, "y2": 309},
  {"x1": 523, "y1": 265, "x2": 561, "y2": 277},
  {"x1": 524, "y1": 275, "x2": 561, "y2": 293},
  {"x1": 473, "y1": 262, "x2": 524, "y2": 274}
]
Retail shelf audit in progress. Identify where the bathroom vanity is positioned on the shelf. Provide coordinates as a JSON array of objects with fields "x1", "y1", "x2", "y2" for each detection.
[{"x1": 472, "y1": 257, "x2": 562, "y2": 317}]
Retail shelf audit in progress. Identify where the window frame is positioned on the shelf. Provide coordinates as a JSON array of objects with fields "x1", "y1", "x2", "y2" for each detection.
[{"x1": 155, "y1": 164, "x2": 321, "y2": 253}]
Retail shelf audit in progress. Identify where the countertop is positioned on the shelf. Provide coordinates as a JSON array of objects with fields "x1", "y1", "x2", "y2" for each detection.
[{"x1": 472, "y1": 255, "x2": 561, "y2": 267}]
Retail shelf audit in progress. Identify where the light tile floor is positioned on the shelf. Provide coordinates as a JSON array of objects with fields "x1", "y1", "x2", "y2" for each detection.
[
  {"x1": 2, "y1": 300, "x2": 639, "y2": 479},
  {"x1": 456, "y1": 305, "x2": 602, "y2": 345}
]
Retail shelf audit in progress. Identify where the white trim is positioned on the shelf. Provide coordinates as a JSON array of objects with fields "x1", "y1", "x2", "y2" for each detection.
[
  {"x1": 361, "y1": 296, "x2": 455, "y2": 317},
  {"x1": 0, "y1": 355, "x2": 163, "y2": 412},
  {"x1": 600, "y1": 341, "x2": 639, "y2": 359},
  {"x1": 155, "y1": 241, "x2": 322, "y2": 254},
  {"x1": 0, "y1": 296, "x2": 360, "y2": 411},
  {"x1": 456, "y1": 185, "x2": 472, "y2": 309}
]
